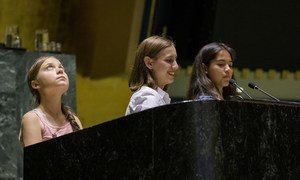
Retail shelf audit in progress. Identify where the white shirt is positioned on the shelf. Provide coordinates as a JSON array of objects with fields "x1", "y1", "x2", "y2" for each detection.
[{"x1": 125, "y1": 86, "x2": 171, "y2": 115}]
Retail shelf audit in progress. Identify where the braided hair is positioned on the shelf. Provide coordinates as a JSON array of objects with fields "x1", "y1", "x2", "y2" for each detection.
[{"x1": 61, "y1": 103, "x2": 80, "y2": 131}]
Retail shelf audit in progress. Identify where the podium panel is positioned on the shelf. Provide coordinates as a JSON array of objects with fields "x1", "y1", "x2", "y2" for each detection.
[{"x1": 24, "y1": 100, "x2": 300, "y2": 179}]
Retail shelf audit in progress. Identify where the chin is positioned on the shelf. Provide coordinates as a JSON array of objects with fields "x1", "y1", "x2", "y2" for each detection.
[{"x1": 167, "y1": 81, "x2": 174, "y2": 85}]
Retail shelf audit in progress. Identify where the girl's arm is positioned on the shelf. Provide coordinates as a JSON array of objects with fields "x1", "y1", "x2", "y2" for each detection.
[{"x1": 20, "y1": 112, "x2": 43, "y2": 147}]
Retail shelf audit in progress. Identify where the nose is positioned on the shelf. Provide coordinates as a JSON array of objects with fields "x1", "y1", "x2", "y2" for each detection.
[
  {"x1": 172, "y1": 61, "x2": 179, "y2": 70},
  {"x1": 224, "y1": 64, "x2": 231, "y2": 71},
  {"x1": 57, "y1": 67, "x2": 64, "y2": 74}
]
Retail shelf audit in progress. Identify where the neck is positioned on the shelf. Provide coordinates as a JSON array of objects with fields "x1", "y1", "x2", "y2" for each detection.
[
  {"x1": 155, "y1": 84, "x2": 165, "y2": 90},
  {"x1": 38, "y1": 101, "x2": 67, "y2": 126},
  {"x1": 39, "y1": 95, "x2": 63, "y2": 117},
  {"x1": 216, "y1": 86, "x2": 224, "y2": 100}
]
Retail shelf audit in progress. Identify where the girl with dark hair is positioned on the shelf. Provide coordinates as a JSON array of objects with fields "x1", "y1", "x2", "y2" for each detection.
[
  {"x1": 187, "y1": 42, "x2": 238, "y2": 100},
  {"x1": 125, "y1": 35, "x2": 179, "y2": 115},
  {"x1": 19, "y1": 56, "x2": 82, "y2": 147}
]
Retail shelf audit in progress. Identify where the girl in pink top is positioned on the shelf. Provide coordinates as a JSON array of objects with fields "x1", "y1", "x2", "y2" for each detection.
[
  {"x1": 32, "y1": 108, "x2": 73, "y2": 141},
  {"x1": 19, "y1": 56, "x2": 82, "y2": 147}
]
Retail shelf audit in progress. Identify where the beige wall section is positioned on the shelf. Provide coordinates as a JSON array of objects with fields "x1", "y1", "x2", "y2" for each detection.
[
  {"x1": 0, "y1": 0, "x2": 145, "y2": 127},
  {"x1": 76, "y1": 74, "x2": 132, "y2": 127}
]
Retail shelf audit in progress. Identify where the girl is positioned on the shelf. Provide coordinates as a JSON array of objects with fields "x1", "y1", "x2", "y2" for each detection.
[
  {"x1": 187, "y1": 42, "x2": 237, "y2": 100},
  {"x1": 19, "y1": 56, "x2": 82, "y2": 147},
  {"x1": 125, "y1": 36, "x2": 179, "y2": 115}
]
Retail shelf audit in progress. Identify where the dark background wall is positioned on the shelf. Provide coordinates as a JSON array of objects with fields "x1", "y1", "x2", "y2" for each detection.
[
  {"x1": 213, "y1": 0, "x2": 300, "y2": 71},
  {"x1": 151, "y1": 0, "x2": 300, "y2": 71},
  {"x1": 151, "y1": 0, "x2": 217, "y2": 68}
]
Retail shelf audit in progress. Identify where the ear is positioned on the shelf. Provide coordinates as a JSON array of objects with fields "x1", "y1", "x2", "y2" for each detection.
[
  {"x1": 144, "y1": 56, "x2": 154, "y2": 69},
  {"x1": 31, "y1": 80, "x2": 40, "y2": 90},
  {"x1": 202, "y1": 63, "x2": 208, "y2": 74}
]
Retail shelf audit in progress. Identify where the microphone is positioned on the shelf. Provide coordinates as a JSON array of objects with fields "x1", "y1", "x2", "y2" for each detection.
[
  {"x1": 248, "y1": 82, "x2": 280, "y2": 101},
  {"x1": 229, "y1": 79, "x2": 252, "y2": 99}
]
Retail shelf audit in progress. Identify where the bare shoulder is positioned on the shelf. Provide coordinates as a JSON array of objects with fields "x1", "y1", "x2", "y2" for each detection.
[
  {"x1": 21, "y1": 111, "x2": 41, "y2": 127},
  {"x1": 20, "y1": 110, "x2": 43, "y2": 147}
]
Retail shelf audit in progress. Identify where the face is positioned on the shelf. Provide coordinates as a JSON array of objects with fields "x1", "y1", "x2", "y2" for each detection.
[
  {"x1": 205, "y1": 49, "x2": 233, "y2": 92},
  {"x1": 32, "y1": 57, "x2": 69, "y2": 93},
  {"x1": 146, "y1": 45, "x2": 178, "y2": 89}
]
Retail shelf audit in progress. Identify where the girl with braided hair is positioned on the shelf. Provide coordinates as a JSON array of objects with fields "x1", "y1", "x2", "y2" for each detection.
[{"x1": 19, "y1": 56, "x2": 82, "y2": 147}]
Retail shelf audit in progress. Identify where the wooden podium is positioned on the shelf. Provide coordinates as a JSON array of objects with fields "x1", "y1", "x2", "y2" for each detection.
[{"x1": 24, "y1": 100, "x2": 300, "y2": 179}]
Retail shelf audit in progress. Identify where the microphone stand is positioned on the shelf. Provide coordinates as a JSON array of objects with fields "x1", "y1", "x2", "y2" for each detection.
[
  {"x1": 252, "y1": 86, "x2": 280, "y2": 101},
  {"x1": 235, "y1": 85, "x2": 252, "y2": 99},
  {"x1": 229, "y1": 79, "x2": 252, "y2": 99}
]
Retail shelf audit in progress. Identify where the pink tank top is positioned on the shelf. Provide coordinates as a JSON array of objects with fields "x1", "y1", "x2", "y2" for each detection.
[{"x1": 33, "y1": 109, "x2": 74, "y2": 141}]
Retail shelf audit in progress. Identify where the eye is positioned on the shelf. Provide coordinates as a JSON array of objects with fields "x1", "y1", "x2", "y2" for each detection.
[
  {"x1": 217, "y1": 62, "x2": 233, "y2": 69},
  {"x1": 165, "y1": 58, "x2": 174, "y2": 64},
  {"x1": 59, "y1": 65, "x2": 65, "y2": 70},
  {"x1": 217, "y1": 63, "x2": 226, "y2": 67},
  {"x1": 46, "y1": 65, "x2": 54, "y2": 70}
]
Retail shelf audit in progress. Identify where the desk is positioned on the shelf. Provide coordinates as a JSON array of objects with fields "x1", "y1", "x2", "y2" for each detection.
[{"x1": 24, "y1": 100, "x2": 300, "y2": 179}]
